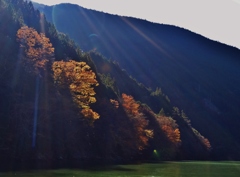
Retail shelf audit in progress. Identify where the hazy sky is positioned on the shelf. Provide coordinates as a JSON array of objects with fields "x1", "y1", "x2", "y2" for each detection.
[{"x1": 32, "y1": 0, "x2": 240, "y2": 49}]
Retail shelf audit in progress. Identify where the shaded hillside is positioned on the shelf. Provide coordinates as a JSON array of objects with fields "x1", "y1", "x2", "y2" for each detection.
[
  {"x1": 0, "y1": 0, "x2": 213, "y2": 171},
  {"x1": 33, "y1": 2, "x2": 240, "y2": 160},
  {"x1": 90, "y1": 51, "x2": 211, "y2": 160}
]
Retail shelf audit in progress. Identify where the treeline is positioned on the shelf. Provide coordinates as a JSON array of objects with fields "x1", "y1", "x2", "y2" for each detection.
[{"x1": 0, "y1": 0, "x2": 211, "y2": 170}]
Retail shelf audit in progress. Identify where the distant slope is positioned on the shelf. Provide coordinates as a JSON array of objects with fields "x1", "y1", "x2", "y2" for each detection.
[{"x1": 33, "y1": 3, "x2": 240, "y2": 160}]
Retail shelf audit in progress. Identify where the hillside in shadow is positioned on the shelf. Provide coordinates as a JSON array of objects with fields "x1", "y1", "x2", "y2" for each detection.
[
  {"x1": 0, "y1": 0, "x2": 217, "y2": 171},
  {"x1": 33, "y1": 2, "x2": 240, "y2": 160}
]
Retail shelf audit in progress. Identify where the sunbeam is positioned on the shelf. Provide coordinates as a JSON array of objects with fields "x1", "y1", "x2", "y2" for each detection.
[
  {"x1": 11, "y1": 46, "x2": 23, "y2": 88},
  {"x1": 39, "y1": 13, "x2": 46, "y2": 33},
  {"x1": 32, "y1": 76, "x2": 40, "y2": 148},
  {"x1": 121, "y1": 17, "x2": 171, "y2": 59}
]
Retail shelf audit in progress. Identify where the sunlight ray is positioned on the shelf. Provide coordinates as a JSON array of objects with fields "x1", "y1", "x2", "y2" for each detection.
[
  {"x1": 40, "y1": 12, "x2": 46, "y2": 33},
  {"x1": 32, "y1": 76, "x2": 40, "y2": 148},
  {"x1": 11, "y1": 48, "x2": 23, "y2": 88},
  {"x1": 121, "y1": 17, "x2": 171, "y2": 59}
]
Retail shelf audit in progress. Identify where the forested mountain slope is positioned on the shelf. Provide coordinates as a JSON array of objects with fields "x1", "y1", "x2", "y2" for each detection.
[
  {"x1": 0, "y1": 0, "x2": 214, "y2": 171},
  {"x1": 33, "y1": 2, "x2": 240, "y2": 160}
]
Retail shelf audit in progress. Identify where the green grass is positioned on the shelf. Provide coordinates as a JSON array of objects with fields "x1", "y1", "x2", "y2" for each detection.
[{"x1": 1, "y1": 161, "x2": 240, "y2": 177}]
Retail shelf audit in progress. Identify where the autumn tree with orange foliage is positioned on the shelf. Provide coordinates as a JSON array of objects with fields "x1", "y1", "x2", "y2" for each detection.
[
  {"x1": 16, "y1": 26, "x2": 54, "y2": 75},
  {"x1": 156, "y1": 115, "x2": 181, "y2": 146},
  {"x1": 52, "y1": 60, "x2": 100, "y2": 121},
  {"x1": 122, "y1": 93, "x2": 141, "y2": 117},
  {"x1": 192, "y1": 128, "x2": 211, "y2": 150},
  {"x1": 173, "y1": 107, "x2": 211, "y2": 150},
  {"x1": 122, "y1": 93, "x2": 153, "y2": 150},
  {"x1": 110, "y1": 99, "x2": 119, "y2": 109}
]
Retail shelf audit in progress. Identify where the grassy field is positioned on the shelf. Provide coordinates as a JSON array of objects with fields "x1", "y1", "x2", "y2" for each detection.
[{"x1": 1, "y1": 161, "x2": 240, "y2": 177}]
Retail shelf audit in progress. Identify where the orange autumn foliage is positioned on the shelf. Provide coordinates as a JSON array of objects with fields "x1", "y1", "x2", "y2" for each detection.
[
  {"x1": 202, "y1": 138, "x2": 211, "y2": 150},
  {"x1": 52, "y1": 60, "x2": 99, "y2": 120},
  {"x1": 16, "y1": 26, "x2": 54, "y2": 75},
  {"x1": 122, "y1": 93, "x2": 153, "y2": 150},
  {"x1": 110, "y1": 99, "x2": 119, "y2": 109},
  {"x1": 157, "y1": 115, "x2": 181, "y2": 145},
  {"x1": 192, "y1": 128, "x2": 211, "y2": 150},
  {"x1": 122, "y1": 93, "x2": 141, "y2": 117},
  {"x1": 133, "y1": 118, "x2": 154, "y2": 150},
  {"x1": 81, "y1": 108, "x2": 100, "y2": 120}
]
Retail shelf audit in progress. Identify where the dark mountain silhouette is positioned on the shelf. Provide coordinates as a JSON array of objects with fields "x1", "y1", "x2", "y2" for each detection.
[{"x1": 33, "y1": 3, "x2": 240, "y2": 160}]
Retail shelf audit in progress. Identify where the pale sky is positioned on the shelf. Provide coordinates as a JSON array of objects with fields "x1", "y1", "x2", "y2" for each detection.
[{"x1": 32, "y1": 0, "x2": 240, "y2": 49}]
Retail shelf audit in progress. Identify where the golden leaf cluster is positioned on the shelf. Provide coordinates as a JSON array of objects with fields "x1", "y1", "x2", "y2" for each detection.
[
  {"x1": 110, "y1": 99, "x2": 119, "y2": 108},
  {"x1": 16, "y1": 26, "x2": 54, "y2": 75},
  {"x1": 52, "y1": 60, "x2": 99, "y2": 120},
  {"x1": 81, "y1": 108, "x2": 99, "y2": 120}
]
